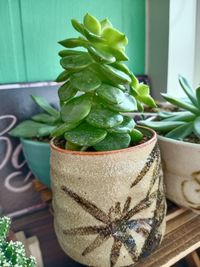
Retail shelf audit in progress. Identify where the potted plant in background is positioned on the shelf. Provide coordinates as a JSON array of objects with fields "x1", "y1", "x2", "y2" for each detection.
[
  {"x1": 9, "y1": 95, "x2": 60, "y2": 187},
  {"x1": 140, "y1": 75, "x2": 200, "y2": 214},
  {"x1": 50, "y1": 13, "x2": 166, "y2": 267},
  {"x1": 0, "y1": 216, "x2": 36, "y2": 267}
]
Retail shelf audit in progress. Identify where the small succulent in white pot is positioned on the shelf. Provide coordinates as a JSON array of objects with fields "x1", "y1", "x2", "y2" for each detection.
[
  {"x1": 51, "y1": 13, "x2": 166, "y2": 267},
  {"x1": 140, "y1": 75, "x2": 200, "y2": 213}
]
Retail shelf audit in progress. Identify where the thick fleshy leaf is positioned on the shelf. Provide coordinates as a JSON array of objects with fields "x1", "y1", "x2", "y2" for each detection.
[
  {"x1": 86, "y1": 107, "x2": 123, "y2": 128},
  {"x1": 70, "y1": 69, "x2": 101, "y2": 92},
  {"x1": 165, "y1": 122, "x2": 193, "y2": 140},
  {"x1": 51, "y1": 122, "x2": 79, "y2": 137},
  {"x1": 61, "y1": 95, "x2": 92, "y2": 123},
  {"x1": 64, "y1": 122, "x2": 107, "y2": 146},
  {"x1": 32, "y1": 113, "x2": 58, "y2": 124},
  {"x1": 93, "y1": 133, "x2": 131, "y2": 151},
  {"x1": 9, "y1": 121, "x2": 52, "y2": 138},
  {"x1": 95, "y1": 44, "x2": 128, "y2": 61},
  {"x1": 108, "y1": 116, "x2": 135, "y2": 133},
  {"x1": 130, "y1": 128, "x2": 143, "y2": 143},
  {"x1": 100, "y1": 18, "x2": 112, "y2": 31},
  {"x1": 100, "y1": 64, "x2": 131, "y2": 85},
  {"x1": 178, "y1": 75, "x2": 197, "y2": 106},
  {"x1": 97, "y1": 84, "x2": 125, "y2": 104},
  {"x1": 58, "y1": 81, "x2": 77, "y2": 102},
  {"x1": 158, "y1": 111, "x2": 182, "y2": 119},
  {"x1": 71, "y1": 19, "x2": 85, "y2": 35},
  {"x1": 59, "y1": 50, "x2": 86, "y2": 57},
  {"x1": 55, "y1": 70, "x2": 71, "y2": 82},
  {"x1": 162, "y1": 111, "x2": 196, "y2": 122},
  {"x1": 31, "y1": 95, "x2": 59, "y2": 118},
  {"x1": 139, "y1": 120, "x2": 185, "y2": 132},
  {"x1": 37, "y1": 125, "x2": 56, "y2": 137},
  {"x1": 60, "y1": 54, "x2": 92, "y2": 70},
  {"x1": 131, "y1": 73, "x2": 139, "y2": 88},
  {"x1": 83, "y1": 13, "x2": 101, "y2": 35},
  {"x1": 102, "y1": 27, "x2": 128, "y2": 48},
  {"x1": 107, "y1": 94, "x2": 137, "y2": 112},
  {"x1": 110, "y1": 61, "x2": 131, "y2": 76},
  {"x1": 161, "y1": 93, "x2": 199, "y2": 115},
  {"x1": 137, "y1": 83, "x2": 150, "y2": 95},
  {"x1": 196, "y1": 87, "x2": 200, "y2": 107},
  {"x1": 88, "y1": 46, "x2": 115, "y2": 64},
  {"x1": 193, "y1": 116, "x2": 200, "y2": 138},
  {"x1": 137, "y1": 94, "x2": 157, "y2": 108},
  {"x1": 58, "y1": 38, "x2": 88, "y2": 48},
  {"x1": 84, "y1": 28, "x2": 105, "y2": 43}
]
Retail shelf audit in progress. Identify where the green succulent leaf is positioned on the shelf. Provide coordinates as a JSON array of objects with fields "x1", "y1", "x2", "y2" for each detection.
[
  {"x1": 136, "y1": 100, "x2": 144, "y2": 112},
  {"x1": 107, "y1": 94, "x2": 137, "y2": 112},
  {"x1": 60, "y1": 54, "x2": 92, "y2": 70},
  {"x1": 139, "y1": 120, "x2": 185, "y2": 132},
  {"x1": 108, "y1": 116, "x2": 135, "y2": 133},
  {"x1": 137, "y1": 94, "x2": 157, "y2": 108},
  {"x1": 165, "y1": 122, "x2": 193, "y2": 140},
  {"x1": 196, "y1": 86, "x2": 200, "y2": 107},
  {"x1": 88, "y1": 46, "x2": 115, "y2": 64},
  {"x1": 97, "y1": 84, "x2": 125, "y2": 104},
  {"x1": 9, "y1": 121, "x2": 53, "y2": 138},
  {"x1": 70, "y1": 68, "x2": 101, "y2": 92},
  {"x1": 55, "y1": 70, "x2": 71, "y2": 82},
  {"x1": 130, "y1": 128, "x2": 144, "y2": 143},
  {"x1": 84, "y1": 28, "x2": 105, "y2": 43},
  {"x1": 37, "y1": 125, "x2": 56, "y2": 137},
  {"x1": 64, "y1": 122, "x2": 107, "y2": 146},
  {"x1": 100, "y1": 18, "x2": 113, "y2": 31},
  {"x1": 93, "y1": 133, "x2": 131, "y2": 151},
  {"x1": 83, "y1": 13, "x2": 101, "y2": 35},
  {"x1": 61, "y1": 94, "x2": 92, "y2": 123},
  {"x1": 193, "y1": 116, "x2": 200, "y2": 138},
  {"x1": 58, "y1": 81, "x2": 77, "y2": 102},
  {"x1": 59, "y1": 50, "x2": 86, "y2": 57},
  {"x1": 32, "y1": 113, "x2": 58, "y2": 124},
  {"x1": 51, "y1": 122, "x2": 79, "y2": 137},
  {"x1": 58, "y1": 37, "x2": 88, "y2": 48},
  {"x1": 110, "y1": 61, "x2": 131, "y2": 76},
  {"x1": 71, "y1": 19, "x2": 85, "y2": 35},
  {"x1": 31, "y1": 95, "x2": 59, "y2": 118},
  {"x1": 137, "y1": 83, "x2": 150, "y2": 95},
  {"x1": 162, "y1": 111, "x2": 196, "y2": 122},
  {"x1": 100, "y1": 64, "x2": 131, "y2": 85},
  {"x1": 94, "y1": 44, "x2": 128, "y2": 61},
  {"x1": 102, "y1": 27, "x2": 128, "y2": 49},
  {"x1": 178, "y1": 75, "x2": 198, "y2": 106},
  {"x1": 158, "y1": 111, "x2": 181, "y2": 119},
  {"x1": 86, "y1": 107, "x2": 123, "y2": 128},
  {"x1": 161, "y1": 93, "x2": 199, "y2": 115}
]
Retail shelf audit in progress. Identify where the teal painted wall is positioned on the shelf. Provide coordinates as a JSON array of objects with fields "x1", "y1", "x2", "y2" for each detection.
[{"x1": 0, "y1": 0, "x2": 145, "y2": 84}]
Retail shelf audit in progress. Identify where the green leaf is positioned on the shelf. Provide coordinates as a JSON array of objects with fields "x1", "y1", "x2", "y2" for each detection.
[
  {"x1": 93, "y1": 133, "x2": 131, "y2": 151},
  {"x1": 51, "y1": 122, "x2": 79, "y2": 137},
  {"x1": 107, "y1": 94, "x2": 137, "y2": 112},
  {"x1": 95, "y1": 44, "x2": 128, "y2": 61},
  {"x1": 58, "y1": 81, "x2": 77, "y2": 102},
  {"x1": 100, "y1": 64, "x2": 131, "y2": 85},
  {"x1": 64, "y1": 122, "x2": 107, "y2": 146},
  {"x1": 130, "y1": 128, "x2": 143, "y2": 143},
  {"x1": 137, "y1": 83, "x2": 150, "y2": 95},
  {"x1": 161, "y1": 93, "x2": 199, "y2": 115},
  {"x1": 61, "y1": 94, "x2": 92, "y2": 123},
  {"x1": 9, "y1": 120, "x2": 52, "y2": 138},
  {"x1": 108, "y1": 116, "x2": 135, "y2": 133},
  {"x1": 70, "y1": 68, "x2": 101, "y2": 92},
  {"x1": 139, "y1": 120, "x2": 185, "y2": 132},
  {"x1": 31, "y1": 95, "x2": 59, "y2": 118},
  {"x1": 110, "y1": 61, "x2": 131, "y2": 76},
  {"x1": 55, "y1": 70, "x2": 71, "y2": 82},
  {"x1": 86, "y1": 107, "x2": 123, "y2": 128},
  {"x1": 37, "y1": 125, "x2": 56, "y2": 137},
  {"x1": 100, "y1": 18, "x2": 113, "y2": 31},
  {"x1": 60, "y1": 54, "x2": 92, "y2": 70},
  {"x1": 178, "y1": 75, "x2": 197, "y2": 106},
  {"x1": 32, "y1": 113, "x2": 58, "y2": 124},
  {"x1": 196, "y1": 86, "x2": 200, "y2": 107},
  {"x1": 131, "y1": 73, "x2": 139, "y2": 88},
  {"x1": 88, "y1": 46, "x2": 115, "y2": 64},
  {"x1": 193, "y1": 116, "x2": 200, "y2": 138},
  {"x1": 162, "y1": 111, "x2": 196, "y2": 122},
  {"x1": 102, "y1": 27, "x2": 128, "y2": 48},
  {"x1": 58, "y1": 50, "x2": 86, "y2": 57},
  {"x1": 97, "y1": 84, "x2": 125, "y2": 104},
  {"x1": 71, "y1": 19, "x2": 85, "y2": 35},
  {"x1": 58, "y1": 37, "x2": 88, "y2": 48},
  {"x1": 83, "y1": 13, "x2": 101, "y2": 35},
  {"x1": 166, "y1": 122, "x2": 193, "y2": 140},
  {"x1": 137, "y1": 94, "x2": 157, "y2": 108},
  {"x1": 84, "y1": 28, "x2": 105, "y2": 43}
]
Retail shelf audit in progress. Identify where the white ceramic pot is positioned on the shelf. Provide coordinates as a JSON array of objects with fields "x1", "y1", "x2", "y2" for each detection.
[
  {"x1": 158, "y1": 135, "x2": 200, "y2": 214},
  {"x1": 51, "y1": 128, "x2": 166, "y2": 267}
]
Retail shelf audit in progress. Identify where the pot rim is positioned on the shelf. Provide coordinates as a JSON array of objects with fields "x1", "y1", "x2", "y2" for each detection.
[
  {"x1": 20, "y1": 137, "x2": 50, "y2": 147},
  {"x1": 50, "y1": 126, "x2": 157, "y2": 156},
  {"x1": 158, "y1": 134, "x2": 200, "y2": 148}
]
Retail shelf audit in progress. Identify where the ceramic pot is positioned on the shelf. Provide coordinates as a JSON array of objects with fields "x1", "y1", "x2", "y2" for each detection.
[
  {"x1": 51, "y1": 128, "x2": 166, "y2": 267},
  {"x1": 158, "y1": 136, "x2": 200, "y2": 214},
  {"x1": 21, "y1": 138, "x2": 50, "y2": 187}
]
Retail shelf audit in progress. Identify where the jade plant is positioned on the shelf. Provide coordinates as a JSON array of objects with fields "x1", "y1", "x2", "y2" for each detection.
[
  {"x1": 10, "y1": 95, "x2": 60, "y2": 139},
  {"x1": 140, "y1": 75, "x2": 200, "y2": 140},
  {"x1": 53, "y1": 13, "x2": 156, "y2": 151},
  {"x1": 0, "y1": 216, "x2": 36, "y2": 267}
]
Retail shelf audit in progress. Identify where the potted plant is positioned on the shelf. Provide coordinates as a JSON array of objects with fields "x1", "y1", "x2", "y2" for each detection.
[
  {"x1": 0, "y1": 216, "x2": 36, "y2": 266},
  {"x1": 9, "y1": 95, "x2": 60, "y2": 187},
  {"x1": 140, "y1": 75, "x2": 200, "y2": 214},
  {"x1": 50, "y1": 13, "x2": 166, "y2": 267}
]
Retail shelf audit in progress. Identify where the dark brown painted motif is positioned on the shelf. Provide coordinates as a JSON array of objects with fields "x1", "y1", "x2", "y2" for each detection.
[{"x1": 61, "y1": 143, "x2": 166, "y2": 267}]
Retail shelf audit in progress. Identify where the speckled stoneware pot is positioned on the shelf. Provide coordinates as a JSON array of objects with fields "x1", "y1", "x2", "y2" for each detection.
[
  {"x1": 50, "y1": 128, "x2": 166, "y2": 267},
  {"x1": 158, "y1": 136, "x2": 200, "y2": 214}
]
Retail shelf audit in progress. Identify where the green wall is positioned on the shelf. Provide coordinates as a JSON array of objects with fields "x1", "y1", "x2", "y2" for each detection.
[{"x1": 0, "y1": 0, "x2": 145, "y2": 84}]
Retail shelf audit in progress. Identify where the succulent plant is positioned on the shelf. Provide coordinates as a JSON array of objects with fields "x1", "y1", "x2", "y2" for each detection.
[
  {"x1": 0, "y1": 216, "x2": 36, "y2": 267},
  {"x1": 53, "y1": 13, "x2": 156, "y2": 151},
  {"x1": 139, "y1": 75, "x2": 200, "y2": 140},
  {"x1": 10, "y1": 95, "x2": 60, "y2": 139}
]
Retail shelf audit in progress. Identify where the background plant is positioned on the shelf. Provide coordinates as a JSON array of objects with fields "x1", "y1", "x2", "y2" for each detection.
[
  {"x1": 0, "y1": 216, "x2": 36, "y2": 267},
  {"x1": 53, "y1": 13, "x2": 156, "y2": 151},
  {"x1": 10, "y1": 95, "x2": 60, "y2": 139},
  {"x1": 140, "y1": 75, "x2": 200, "y2": 140}
]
